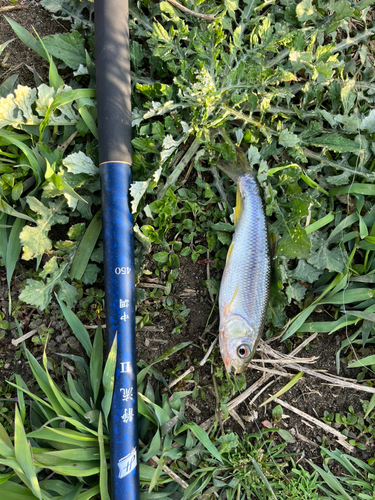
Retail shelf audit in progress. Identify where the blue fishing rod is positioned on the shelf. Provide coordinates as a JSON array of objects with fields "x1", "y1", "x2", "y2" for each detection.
[{"x1": 95, "y1": 0, "x2": 140, "y2": 498}]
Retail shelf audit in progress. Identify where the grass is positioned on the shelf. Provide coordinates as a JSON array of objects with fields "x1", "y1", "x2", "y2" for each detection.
[{"x1": 0, "y1": 0, "x2": 375, "y2": 498}]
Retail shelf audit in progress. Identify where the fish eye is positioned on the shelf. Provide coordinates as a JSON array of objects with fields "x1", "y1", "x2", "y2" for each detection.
[{"x1": 237, "y1": 344, "x2": 251, "y2": 359}]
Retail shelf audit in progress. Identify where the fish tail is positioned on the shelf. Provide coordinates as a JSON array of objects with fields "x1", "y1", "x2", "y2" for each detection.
[{"x1": 216, "y1": 147, "x2": 255, "y2": 184}]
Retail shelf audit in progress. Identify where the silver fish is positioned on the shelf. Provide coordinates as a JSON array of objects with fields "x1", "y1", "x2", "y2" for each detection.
[{"x1": 218, "y1": 162, "x2": 270, "y2": 374}]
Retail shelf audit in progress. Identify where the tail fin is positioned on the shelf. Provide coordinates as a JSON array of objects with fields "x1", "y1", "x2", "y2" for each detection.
[{"x1": 216, "y1": 146, "x2": 254, "y2": 184}]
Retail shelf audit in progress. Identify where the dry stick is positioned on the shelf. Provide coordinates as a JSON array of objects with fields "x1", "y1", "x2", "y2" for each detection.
[
  {"x1": 250, "y1": 356, "x2": 318, "y2": 364},
  {"x1": 12, "y1": 325, "x2": 46, "y2": 346},
  {"x1": 137, "y1": 282, "x2": 167, "y2": 290},
  {"x1": 295, "y1": 426, "x2": 319, "y2": 449},
  {"x1": 166, "y1": 0, "x2": 216, "y2": 20},
  {"x1": 200, "y1": 374, "x2": 273, "y2": 431},
  {"x1": 273, "y1": 397, "x2": 354, "y2": 453},
  {"x1": 168, "y1": 366, "x2": 195, "y2": 389},
  {"x1": 0, "y1": 5, "x2": 28, "y2": 11},
  {"x1": 139, "y1": 440, "x2": 189, "y2": 489},
  {"x1": 199, "y1": 338, "x2": 218, "y2": 367},
  {"x1": 248, "y1": 364, "x2": 294, "y2": 378},
  {"x1": 157, "y1": 139, "x2": 200, "y2": 200},
  {"x1": 249, "y1": 377, "x2": 282, "y2": 406},
  {"x1": 262, "y1": 345, "x2": 375, "y2": 395}
]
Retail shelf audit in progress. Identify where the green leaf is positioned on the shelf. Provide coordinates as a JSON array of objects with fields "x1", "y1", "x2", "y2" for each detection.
[
  {"x1": 296, "y1": 0, "x2": 317, "y2": 22},
  {"x1": 260, "y1": 372, "x2": 304, "y2": 407},
  {"x1": 153, "y1": 252, "x2": 169, "y2": 264},
  {"x1": 98, "y1": 413, "x2": 110, "y2": 500},
  {"x1": 305, "y1": 134, "x2": 360, "y2": 152},
  {"x1": 305, "y1": 213, "x2": 334, "y2": 235},
  {"x1": 56, "y1": 295, "x2": 92, "y2": 357},
  {"x1": 14, "y1": 406, "x2": 42, "y2": 499},
  {"x1": 288, "y1": 260, "x2": 322, "y2": 283},
  {"x1": 90, "y1": 327, "x2": 104, "y2": 404},
  {"x1": 70, "y1": 211, "x2": 102, "y2": 281},
  {"x1": 19, "y1": 258, "x2": 71, "y2": 311},
  {"x1": 141, "y1": 430, "x2": 161, "y2": 462},
  {"x1": 277, "y1": 225, "x2": 311, "y2": 259},
  {"x1": 5, "y1": 17, "x2": 46, "y2": 59},
  {"x1": 308, "y1": 233, "x2": 346, "y2": 273},
  {"x1": 43, "y1": 32, "x2": 86, "y2": 70},
  {"x1": 330, "y1": 183, "x2": 375, "y2": 197},
  {"x1": 137, "y1": 342, "x2": 191, "y2": 385},
  {"x1": 101, "y1": 335, "x2": 117, "y2": 426},
  {"x1": 20, "y1": 197, "x2": 68, "y2": 260},
  {"x1": 177, "y1": 423, "x2": 223, "y2": 464},
  {"x1": 348, "y1": 355, "x2": 375, "y2": 368},
  {"x1": 27, "y1": 427, "x2": 97, "y2": 447},
  {"x1": 0, "y1": 481, "x2": 39, "y2": 500},
  {"x1": 361, "y1": 109, "x2": 375, "y2": 133}
]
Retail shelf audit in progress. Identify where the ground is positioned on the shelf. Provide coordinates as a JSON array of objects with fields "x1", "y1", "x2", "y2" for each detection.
[{"x1": 0, "y1": 0, "x2": 374, "y2": 485}]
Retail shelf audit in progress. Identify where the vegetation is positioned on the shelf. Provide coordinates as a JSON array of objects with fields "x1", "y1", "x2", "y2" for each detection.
[{"x1": 0, "y1": 0, "x2": 375, "y2": 498}]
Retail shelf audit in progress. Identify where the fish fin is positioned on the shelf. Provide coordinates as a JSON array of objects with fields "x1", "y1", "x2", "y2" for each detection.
[
  {"x1": 233, "y1": 185, "x2": 243, "y2": 227},
  {"x1": 217, "y1": 147, "x2": 254, "y2": 183},
  {"x1": 226, "y1": 241, "x2": 234, "y2": 261},
  {"x1": 224, "y1": 284, "x2": 239, "y2": 315}
]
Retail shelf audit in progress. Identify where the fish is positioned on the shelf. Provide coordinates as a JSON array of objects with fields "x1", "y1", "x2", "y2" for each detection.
[{"x1": 218, "y1": 151, "x2": 271, "y2": 374}]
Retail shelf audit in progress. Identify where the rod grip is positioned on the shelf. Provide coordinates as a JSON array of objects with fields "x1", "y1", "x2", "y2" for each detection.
[{"x1": 95, "y1": 0, "x2": 132, "y2": 165}]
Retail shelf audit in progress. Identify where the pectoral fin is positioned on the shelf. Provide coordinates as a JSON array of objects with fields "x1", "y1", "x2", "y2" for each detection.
[{"x1": 223, "y1": 284, "x2": 239, "y2": 316}]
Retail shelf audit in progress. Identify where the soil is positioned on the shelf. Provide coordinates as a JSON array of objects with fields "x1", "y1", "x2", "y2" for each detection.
[{"x1": 0, "y1": 0, "x2": 374, "y2": 486}]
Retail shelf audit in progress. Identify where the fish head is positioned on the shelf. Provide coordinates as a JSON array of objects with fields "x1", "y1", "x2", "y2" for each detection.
[{"x1": 219, "y1": 315, "x2": 258, "y2": 374}]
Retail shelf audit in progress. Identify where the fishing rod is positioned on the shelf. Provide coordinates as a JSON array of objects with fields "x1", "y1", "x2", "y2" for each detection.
[{"x1": 95, "y1": 0, "x2": 140, "y2": 498}]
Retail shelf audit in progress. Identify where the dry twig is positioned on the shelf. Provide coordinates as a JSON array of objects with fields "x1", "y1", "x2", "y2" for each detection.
[
  {"x1": 274, "y1": 398, "x2": 354, "y2": 452},
  {"x1": 12, "y1": 325, "x2": 46, "y2": 346},
  {"x1": 199, "y1": 338, "x2": 218, "y2": 366},
  {"x1": 168, "y1": 366, "x2": 195, "y2": 389},
  {"x1": 166, "y1": 0, "x2": 216, "y2": 20}
]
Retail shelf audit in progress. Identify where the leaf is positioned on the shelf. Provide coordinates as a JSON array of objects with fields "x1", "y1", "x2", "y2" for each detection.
[
  {"x1": 19, "y1": 258, "x2": 71, "y2": 310},
  {"x1": 137, "y1": 342, "x2": 191, "y2": 385},
  {"x1": 260, "y1": 372, "x2": 304, "y2": 407},
  {"x1": 330, "y1": 183, "x2": 375, "y2": 197},
  {"x1": 348, "y1": 355, "x2": 375, "y2": 368},
  {"x1": 63, "y1": 151, "x2": 99, "y2": 176},
  {"x1": 305, "y1": 134, "x2": 360, "y2": 152},
  {"x1": 98, "y1": 413, "x2": 110, "y2": 500},
  {"x1": 277, "y1": 225, "x2": 311, "y2": 260},
  {"x1": 70, "y1": 210, "x2": 102, "y2": 281},
  {"x1": 130, "y1": 179, "x2": 151, "y2": 214},
  {"x1": 57, "y1": 280, "x2": 80, "y2": 308},
  {"x1": 295, "y1": 0, "x2": 317, "y2": 22},
  {"x1": 177, "y1": 423, "x2": 223, "y2": 464},
  {"x1": 305, "y1": 212, "x2": 334, "y2": 235},
  {"x1": 361, "y1": 109, "x2": 375, "y2": 133},
  {"x1": 288, "y1": 260, "x2": 322, "y2": 283},
  {"x1": 308, "y1": 233, "x2": 346, "y2": 273},
  {"x1": 56, "y1": 295, "x2": 92, "y2": 357},
  {"x1": 90, "y1": 327, "x2": 103, "y2": 404},
  {"x1": 20, "y1": 197, "x2": 68, "y2": 260},
  {"x1": 43, "y1": 32, "x2": 86, "y2": 70},
  {"x1": 101, "y1": 334, "x2": 117, "y2": 426},
  {"x1": 279, "y1": 129, "x2": 300, "y2": 148},
  {"x1": 277, "y1": 429, "x2": 295, "y2": 443},
  {"x1": 0, "y1": 481, "x2": 40, "y2": 499},
  {"x1": 14, "y1": 406, "x2": 42, "y2": 499},
  {"x1": 5, "y1": 17, "x2": 46, "y2": 59}
]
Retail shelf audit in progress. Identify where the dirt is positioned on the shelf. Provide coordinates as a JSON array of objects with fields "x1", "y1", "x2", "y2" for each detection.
[
  {"x1": 0, "y1": 0, "x2": 374, "y2": 483},
  {"x1": 0, "y1": 0, "x2": 69, "y2": 88}
]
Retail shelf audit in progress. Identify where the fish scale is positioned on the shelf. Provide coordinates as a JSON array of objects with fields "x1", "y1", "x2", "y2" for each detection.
[{"x1": 219, "y1": 172, "x2": 270, "y2": 373}]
